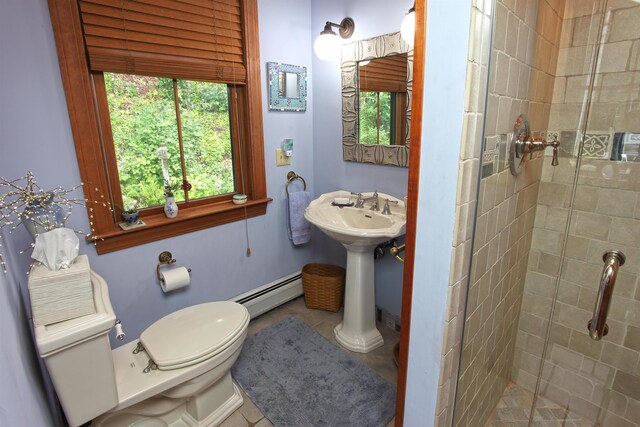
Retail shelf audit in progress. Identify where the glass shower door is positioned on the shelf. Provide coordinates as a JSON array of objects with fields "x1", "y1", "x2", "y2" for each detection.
[{"x1": 528, "y1": 1, "x2": 640, "y2": 425}]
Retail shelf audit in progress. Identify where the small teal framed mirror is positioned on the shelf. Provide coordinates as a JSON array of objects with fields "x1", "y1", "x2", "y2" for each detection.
[{"x1": 267, "y1": 62, "x2": 307, "y2": 112}]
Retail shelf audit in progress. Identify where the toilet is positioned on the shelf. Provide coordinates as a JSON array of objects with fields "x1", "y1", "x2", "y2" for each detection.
[{"x1": 34, "y1": 271, "x2": 250, "y2": 427}]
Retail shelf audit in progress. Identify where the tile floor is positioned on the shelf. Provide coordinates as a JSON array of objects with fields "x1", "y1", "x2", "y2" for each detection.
[
  {"x1": 485, "y1": 383, "x2": 593, "y2": 427},
  {"x1": 221, "y1": 296, "x2": 400, "y2": 427}
]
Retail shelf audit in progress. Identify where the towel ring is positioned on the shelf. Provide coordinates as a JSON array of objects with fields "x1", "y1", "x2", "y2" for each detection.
[{"x1": 286, "y1": 171, "x2": 306, "y2": 195}]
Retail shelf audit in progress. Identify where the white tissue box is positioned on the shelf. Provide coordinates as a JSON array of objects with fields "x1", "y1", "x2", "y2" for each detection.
[{"x1": 28, "y1": 254, "x2": 95, "y2": 326}]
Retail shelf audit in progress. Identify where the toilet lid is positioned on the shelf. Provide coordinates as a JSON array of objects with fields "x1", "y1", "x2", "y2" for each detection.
[{"x1": 140, "y1": 301, "x2": 249, "y2": 370}]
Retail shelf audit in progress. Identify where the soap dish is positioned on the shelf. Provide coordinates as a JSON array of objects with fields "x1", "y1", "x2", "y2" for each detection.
[
  {"x1": 233, "y1": 194, "x2": 247, "y2": 205},
  {"x1": 331, "y1": 197, "x2": 354, "y2": 208}
]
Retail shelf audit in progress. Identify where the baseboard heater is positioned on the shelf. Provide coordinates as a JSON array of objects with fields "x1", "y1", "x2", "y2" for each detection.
[{"x1": 233, "y1": 270, "x2": 303, "y2": 319}]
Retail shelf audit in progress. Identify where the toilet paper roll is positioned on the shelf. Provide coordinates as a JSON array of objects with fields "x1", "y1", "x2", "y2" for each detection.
[{"x1": 160, "y1": 267, "x2": 190, "y2": 293}]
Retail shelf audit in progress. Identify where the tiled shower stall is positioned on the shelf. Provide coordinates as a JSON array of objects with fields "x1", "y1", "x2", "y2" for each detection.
[{"x1": 444, "y1": 0, "x2": 639, "y2": 426}]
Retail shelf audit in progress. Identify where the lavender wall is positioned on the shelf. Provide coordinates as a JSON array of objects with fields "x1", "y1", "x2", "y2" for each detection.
[
  {"x1": 1, "y1": 0, "x2": 410, "y2": 342},
  {"x1": 310, "y1": 0, "x2": 413, "y2": 317},
  {"x1": 404, "y1": 1, "x2": 471, "y2": 424},
  {"x1": 1, "y1": 0, "x2": 316, "y2": 347},
  {"x1": 0, "y1": 244, "x2": 55, "y2": 426}
]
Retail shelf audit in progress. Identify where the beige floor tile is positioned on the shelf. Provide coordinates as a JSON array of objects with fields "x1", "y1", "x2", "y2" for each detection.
[
  {"x1": 219, "y1": 410, "x2": 249, "y2": 427},
  {"x1": 237, "y1": 387, "x2": 264, "y2": 424},
  {"x1": 485, "y1": 383, "x2": 594, "y2": 427},
  {"x1": 255, "y1": 417, "x2": 274, "y2": 427}
]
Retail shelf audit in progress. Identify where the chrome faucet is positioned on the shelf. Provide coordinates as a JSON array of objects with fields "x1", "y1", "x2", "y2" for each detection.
[
  {"x1": 381, "y1": 199, "x2": 398, "y2": 215},
  {"x1": 364, "y1": 192, "x2": 379, "y2": 211},
  {"x1": 350, "y1": 192, "x2": 364, "y2": 208},
  {"x1": 351, "y1": 191, "x2": 378, "y2": 209}
]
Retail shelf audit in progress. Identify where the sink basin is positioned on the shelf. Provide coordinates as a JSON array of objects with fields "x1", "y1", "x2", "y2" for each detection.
[
  {"x1": 304, "y1": 190, "x2": 406, "y2": 353},
  {"x1": 304, "y1": 191, "x2": 406, "y2": 248}
]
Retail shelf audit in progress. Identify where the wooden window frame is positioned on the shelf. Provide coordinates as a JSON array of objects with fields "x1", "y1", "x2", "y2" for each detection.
[{"x1": 48, "y1": 0, "x2": 269, "y2": 255}]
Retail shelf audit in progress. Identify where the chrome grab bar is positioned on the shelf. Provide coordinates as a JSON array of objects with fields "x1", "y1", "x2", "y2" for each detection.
[{"x1": 588, "y1": 250, "x2": 626, "y2": 340}]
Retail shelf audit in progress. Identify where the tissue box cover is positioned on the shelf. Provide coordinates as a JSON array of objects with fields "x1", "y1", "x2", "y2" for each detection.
[{"x1": 28, "y1": 254, "x2": 95, "y2": 326}]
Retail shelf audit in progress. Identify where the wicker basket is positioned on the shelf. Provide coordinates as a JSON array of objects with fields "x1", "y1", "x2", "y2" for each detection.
[{"x1": 302, "y1": 263, "x2": 345, "y2": 312}]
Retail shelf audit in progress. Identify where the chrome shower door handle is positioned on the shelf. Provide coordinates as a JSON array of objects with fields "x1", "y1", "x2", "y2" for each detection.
[{"x1": 588, "y1": 250, "x2": 626, "y2": 340}]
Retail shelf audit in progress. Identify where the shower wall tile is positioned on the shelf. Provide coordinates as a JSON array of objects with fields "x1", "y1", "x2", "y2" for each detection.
[
  {"x1": 582, "y1": 132, "x2": 611, "y2": 159},
  {"x1": 631, "y1": 41, "x2": 640, "y2": 71},
  {"x1": 599, "y1": 41, "x2": 633, "y2": 73},
  {"x1": 600, "y1": 71, "x2": 638, "y2": 103},
  {"x1": 624, "y1": 326, "x2": 640, "y2": 352},
  {"x1": 573, "y1": 13, "x2": 602, "y2": 47},
  {"x1": 613, "y1": 371, "x2": 640, "y2": 401},
  {"x1": 514, "y1": 160, "x2": 640, "y2": 427}
]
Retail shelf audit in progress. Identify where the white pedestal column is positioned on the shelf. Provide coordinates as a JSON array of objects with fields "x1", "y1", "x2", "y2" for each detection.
[{"x1": 334, "y1": 245, "x2": 384, "y2": 353}]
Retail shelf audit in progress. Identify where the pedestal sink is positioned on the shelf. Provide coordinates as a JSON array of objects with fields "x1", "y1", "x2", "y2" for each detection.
[{"x1": 304, "y1": 190, "x2": 406, "y2": 353}]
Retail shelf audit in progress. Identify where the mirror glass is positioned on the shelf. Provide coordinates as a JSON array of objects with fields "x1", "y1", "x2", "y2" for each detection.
[
  {"x1": 358, "y1": 54, "x2": 408, "y2": 146},
  {"x1": 278, "y1": 72, "x2": 299, "y2": 98},
  {"x1": 342, "y1": 32, "x2": 413, "y2": 167},
  {"x1": 268, "y1": 62, "x2": 307, "y2": 112}
]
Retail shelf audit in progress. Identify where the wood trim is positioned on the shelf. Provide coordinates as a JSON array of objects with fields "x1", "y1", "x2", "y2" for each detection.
[
  {"x1": 48, "y1": 0, "x2": 115, "y2": 236},
  {"x1": 239, "y1": 0, "x2": 266, "y2": 200},
  {"x1": 91, "y1": 197, "x2": 271, "y2": 254},
  {"x1": 396, "y1": 0, "x2": 426, "y2": 425},
  {"x1": 48, "y1": 0, "x2": 268, "y2": 254}
]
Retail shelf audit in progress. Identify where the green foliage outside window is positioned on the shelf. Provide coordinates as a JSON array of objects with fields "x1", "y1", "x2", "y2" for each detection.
[
  {"x1": 104, "y1": 73, "x2": 234, "y2": 210},
  {"x1": 359, "y1": 91, "x2": 391, "y2": 145}
]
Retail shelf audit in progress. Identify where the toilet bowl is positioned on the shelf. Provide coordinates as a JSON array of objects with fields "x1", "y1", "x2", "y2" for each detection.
[{"x1": 34, "y1": 271, "x2": 250, "y2": 427}]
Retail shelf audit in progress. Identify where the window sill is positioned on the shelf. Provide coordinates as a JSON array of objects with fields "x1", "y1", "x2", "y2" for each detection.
[{"x1": 88, "y1": 197, "x2": 272, "y2": 254}]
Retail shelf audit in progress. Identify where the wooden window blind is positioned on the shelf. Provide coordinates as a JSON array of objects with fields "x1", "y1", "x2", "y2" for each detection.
[
  {"x1": 79, "y1": 0, "x2": 247, "y2": 84},
  {"x1": 359, "y1": 54, "x2": 408, "y2": 93}
]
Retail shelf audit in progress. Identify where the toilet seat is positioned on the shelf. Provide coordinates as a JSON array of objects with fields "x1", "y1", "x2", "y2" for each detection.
[{"x1": 140, "y1": 301, "x2": 250, "y2": 370}]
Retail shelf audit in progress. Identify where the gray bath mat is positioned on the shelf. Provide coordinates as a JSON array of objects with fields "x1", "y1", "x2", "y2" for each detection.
[{"x1": 231, "y1": 316, "x2": 396, "y2": 427}]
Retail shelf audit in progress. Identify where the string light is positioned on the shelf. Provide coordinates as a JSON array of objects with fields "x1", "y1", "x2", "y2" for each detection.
[{"x1": 0, "y1": 171, "x2": 112, "y2": 272}]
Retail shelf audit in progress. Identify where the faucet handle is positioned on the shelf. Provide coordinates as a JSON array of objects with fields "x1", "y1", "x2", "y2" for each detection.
[
  {"x1": 351, "y1": 192, "x2": 364, "y2": 208},
  {"x1": 382, "y1": 199, "x2": 398, "y2": 215}
]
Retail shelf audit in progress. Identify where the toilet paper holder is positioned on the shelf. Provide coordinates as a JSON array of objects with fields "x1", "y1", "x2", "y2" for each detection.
[{"x1": 157, "y1": 251, "x2": 191, "y2": 282}]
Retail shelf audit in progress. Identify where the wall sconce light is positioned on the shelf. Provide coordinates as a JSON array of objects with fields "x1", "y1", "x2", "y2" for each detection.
[
  {"x1": 400, "y1": 3, "x2": 415, "y2": 46},
  {"x1": 313, "y1": 17, "x2": 355, "y2": 61}
]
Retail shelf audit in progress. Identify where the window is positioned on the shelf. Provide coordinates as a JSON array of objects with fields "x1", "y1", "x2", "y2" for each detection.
[
  {"x1": 100, "y1": 73, "x2": 236, "y2": 209},
  {"x1": 359, "y1": 91, "x2": 392, "y2": 145},
  {"x1": 358, "y1": 54, "x2": 408, "y2": 146},
  {"x1": 48, "y1": 0, "x2": 268, "y2": 254}
]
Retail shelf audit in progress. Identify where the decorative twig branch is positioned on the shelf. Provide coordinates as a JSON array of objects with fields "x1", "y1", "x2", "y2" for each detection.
[{"x1": 0, "y1": 172, "x2": 112, "y2": 273}]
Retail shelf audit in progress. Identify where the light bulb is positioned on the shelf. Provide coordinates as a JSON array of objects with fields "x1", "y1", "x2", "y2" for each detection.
[
  {"x1": 401, "y1": 9, "x2": 415, "y2": 46},
  {"x1": 314, "y1": 33, "x2": 341, "y2": 61}
]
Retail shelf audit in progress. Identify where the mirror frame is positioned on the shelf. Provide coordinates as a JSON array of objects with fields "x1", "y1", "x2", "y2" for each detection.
[
  {"x1": 267, "y1": 62, "x2": 307, "y2": 112},
  {"x1": 342, "y1": 32, "x2": 413, "y2": 167}
]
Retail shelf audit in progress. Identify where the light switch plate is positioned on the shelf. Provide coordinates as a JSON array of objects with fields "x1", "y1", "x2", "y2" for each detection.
[{"x1": 276, "y1": 148, "x2": 291, "y2": 166}]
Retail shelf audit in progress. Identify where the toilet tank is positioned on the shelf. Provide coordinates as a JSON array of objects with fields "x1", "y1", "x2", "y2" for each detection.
[{"x1": 34, "y1": 271, "x2": 119, "y2": 427}]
